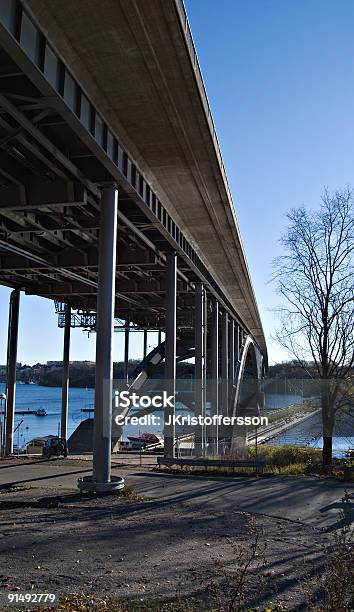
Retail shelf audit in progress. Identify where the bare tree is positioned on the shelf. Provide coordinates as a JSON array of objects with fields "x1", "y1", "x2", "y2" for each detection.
[{"x1": 272, "y1": 188, "x2": 354, "y2": 468}]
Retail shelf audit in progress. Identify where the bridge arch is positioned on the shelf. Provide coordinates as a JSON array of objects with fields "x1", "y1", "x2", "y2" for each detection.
[
  {"x1": 229, "y1": 336, "x2": 262, "y2": 455},
  {"x1": 232, "y1": 336, "x2": 261, "y2": 417}
]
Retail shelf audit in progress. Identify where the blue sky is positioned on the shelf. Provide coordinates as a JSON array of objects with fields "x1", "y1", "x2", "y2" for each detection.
[{"x1": 1, "y1": 0, "x2": 354, "y2": 365}]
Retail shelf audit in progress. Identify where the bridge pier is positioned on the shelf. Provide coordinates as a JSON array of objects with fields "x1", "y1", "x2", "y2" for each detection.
[
  {"x1": 164, "y1": 252, "x2": 177, "y2": 459},
  {"x1": 124, "y1": 322, "x2": 130, "y2": 383},
  {"x1": 210, "y1": 299, "x2": 219, "y2": 455},
  {"x1": 4, "y1": 289, "x2": 20, "y2": 457},
  {"x1": 235, "y1": 322, "x2": 240, "y2": 363},
  {"x1": 229, "y1": 318, "x2": 235, "y2": 420},
  {"x1": 79, "y1": 185, "x2": 124, "y2": 493},
  {"x1": 229, "y1": 318, "x2": 235, "y2": 382},
  {"x1": 221, "y1": 310, "x2": 229, "y2": 415},
  {"x1": 60, "y1": 303, "x2": 71, "y2": 442},
  {"x1": 194, "y1": 283, "x2": 206, "y2": 456},
  {"x1": 143, "y1": 330, "x2": 147, "y2": 360}
]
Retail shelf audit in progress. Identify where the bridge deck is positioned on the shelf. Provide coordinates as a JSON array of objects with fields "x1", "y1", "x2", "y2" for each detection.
[{"x1": 0, "y1": 0, "x2": 266, "y2": 357}]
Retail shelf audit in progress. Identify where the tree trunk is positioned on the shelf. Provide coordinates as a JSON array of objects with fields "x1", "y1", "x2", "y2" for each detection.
[
  {"x1": 321, "y1": 382, "x2": 334, "y2": 471},
  {"x1": 322, "y1": 436, "x2": 333, "y2": 470}
]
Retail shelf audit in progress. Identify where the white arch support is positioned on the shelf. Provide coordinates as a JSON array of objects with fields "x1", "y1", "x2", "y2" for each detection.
[{"x1": 230, "y1": 335, "x2": 262, "y2": 456}]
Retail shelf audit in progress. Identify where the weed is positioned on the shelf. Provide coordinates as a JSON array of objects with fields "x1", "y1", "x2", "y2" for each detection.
[
  {"x1": 117, "y1": 485, "x2": 150, "y2": 502},
  {"x1": 0, "y1": 485, "x2": 34, "y2": 494}
]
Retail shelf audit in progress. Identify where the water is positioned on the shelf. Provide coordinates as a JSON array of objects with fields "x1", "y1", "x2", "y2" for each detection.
[
  {"x1": 0, "y1": 384, "x2": 352, "y2": 455},
  {"x1": 0, "y1": 383, "x2": 182, "y2": 446},
  {"x1": 266, "y1": 410, "x2": 354, "y2": 457},
  {"x1": 265, "y1": 393, "x2": 303, "y2": 410},
  {"x1": 0, "y1": 382, "x2": 94, "y2": 447}
]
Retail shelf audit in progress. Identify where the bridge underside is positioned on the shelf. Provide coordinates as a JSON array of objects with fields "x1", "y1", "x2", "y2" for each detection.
[{"x1": 0, "y1": 0, "x2": 267, "y2": 486}]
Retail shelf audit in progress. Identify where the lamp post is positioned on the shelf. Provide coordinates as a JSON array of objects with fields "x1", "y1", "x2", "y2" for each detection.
[{"x1": 0, "y1": 393, "x2": 7, "y2": 457}]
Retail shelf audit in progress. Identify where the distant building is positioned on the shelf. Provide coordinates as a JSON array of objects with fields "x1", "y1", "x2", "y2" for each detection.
[{"x1": 46, "y1": 360, "x2": 95, "y2": 367}]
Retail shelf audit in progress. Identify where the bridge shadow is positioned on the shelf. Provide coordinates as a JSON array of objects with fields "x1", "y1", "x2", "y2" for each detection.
[
  {"x1": 0, "y1": 463, "x2": 351, "y2": 532},
  {"x1": 0, "y1": 466, "x2": 93, "y2": 490},
  {"x1": 0, "y1": 487, "x2": 326, "y2": 611},
  {"x1": 0, "y1": 458, "x2": 59, "y2": 470}
]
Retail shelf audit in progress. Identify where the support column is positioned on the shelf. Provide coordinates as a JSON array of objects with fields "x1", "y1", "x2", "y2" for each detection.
[
  {"x1": 164, "y1": 252, "x2": 177, "y2": 459},
  {"x1": 124, "y1": 322, "x2": 129, "y2": 383},
  {"x1": 5, "y1": 289, "x2": 20, "y2": 456},
  {"x1": 229, "y1": 319, "x2": 235, "y2": 382},
  {"x1": 203, "y1": 291, "x2": 208, "y2": 453},
  {"x1": 194, "y1": 283, "x2": 205, "y2": 456},
  {"x1": 89, "y1": 185, "x2": 122, "y2": 491},
  {"x1": 143, "y1": 330, "x2": 147, "y2": 360},
  {"x1": 221, "y1": 310, "x2": 229, "y2": 418},
  {"x1": 60, "y1": 304, "x2": 71, "y2": 442},
  {"x1": 235, "y1": 323, "x2": 240, "y2": 363},
  {"x1": 229, "y1": 319, "x2": 235, "y2": 416},
  {"x1": 211, "y1": 299, "x2": 219, "y2": 455}
]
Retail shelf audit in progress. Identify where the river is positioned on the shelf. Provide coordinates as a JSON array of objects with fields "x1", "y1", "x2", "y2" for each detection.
[{"x1": 0, "y1": 383, "x2": 352, "y2": 455}]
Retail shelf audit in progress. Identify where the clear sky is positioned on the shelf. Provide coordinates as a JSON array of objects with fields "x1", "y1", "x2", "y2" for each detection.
[{"x1": 1, "y1": 0, "x2": 354, "y2": 365}]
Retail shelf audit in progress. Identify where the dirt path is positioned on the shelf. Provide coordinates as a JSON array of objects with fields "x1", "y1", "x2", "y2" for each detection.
[{"x1": 0, "y1": 458, "x2": 352, "y2": 610}]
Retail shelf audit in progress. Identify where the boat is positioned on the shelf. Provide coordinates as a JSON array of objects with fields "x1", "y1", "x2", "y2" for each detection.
[
  {"x1": 34, "y1": 408, "x2": 47, "y2": 416},
  {"x1": 127, "y1": 432, "x2": 163, "y2": 449},
  {"x1": 16, "y1": 408, "x2": 48, "y2": 416}
]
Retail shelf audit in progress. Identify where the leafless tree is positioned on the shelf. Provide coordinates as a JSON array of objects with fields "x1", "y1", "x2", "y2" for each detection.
[{"x1": 272, "y1": 188, "x2": 354, "y2": 468}]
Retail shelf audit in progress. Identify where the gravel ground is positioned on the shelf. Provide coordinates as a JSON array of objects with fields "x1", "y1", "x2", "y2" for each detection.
[{"x1": 0, "y1": 483, "x2": 334, "y2": 611}]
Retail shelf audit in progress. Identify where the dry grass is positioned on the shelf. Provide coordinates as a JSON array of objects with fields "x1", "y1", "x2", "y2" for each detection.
[{"x1": 27, "y1": 594, "x2": 214, "y2": 612}]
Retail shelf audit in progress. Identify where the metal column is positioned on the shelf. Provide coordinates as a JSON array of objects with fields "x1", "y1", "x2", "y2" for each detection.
[
  {"x1": 211, "y1": 299, "x2": 219, "y2": 455},
  {"x1": 124, "y1": 323, "x2": 129, "y2": 383},
  {"x1": 4, "y1": 290, "x2": 20, "y2": 456},
  {"x1": 235, "y1": 323, "x2": 240, "y2": 363},
  {"x1": 164, "y1": 252, "x2": 177, "y2": 459},
  {"x1": 92, "y1": 186, "x2": 118, "y2": 485},
  {"x1": 194, "y1": 283, "x2": 205, "y2": 456},
  {"x1": 143, "y1": 330, "x2": 148, "y2": 360},
  {"x1": 60, "y1": 304, "x2": 71, "y2": 441},
  {"x1": 229, "y1": 319, "x2": 235, "y2": 383},
  {"x1": 203, "y1": 292, "x2": 208, "y2": 452},
  {"x1": 221, "y1": 310, "x2": 229, "y2": 417}
]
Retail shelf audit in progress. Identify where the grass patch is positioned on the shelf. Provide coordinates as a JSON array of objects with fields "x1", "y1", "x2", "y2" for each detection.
[
  {"x1": 155, "y1": 445, "x2": 352, "y2": 480},
  {"x1": 27, "y1": 594, "x2": 215, "y2": 612},
  {"x1": 155, "y1": 465, "x2": 269, "y2": 477},
  {"x1": 249, "y1": 444, "x2": 322, "y2": 469},
  {"x1": 0, "y1": 485, "x2": 34, "y2": 494}
]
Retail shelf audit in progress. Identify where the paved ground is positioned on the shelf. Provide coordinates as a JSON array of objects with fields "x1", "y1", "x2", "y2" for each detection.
[
  {"x1": 0, "y1": 455, "x2": 351, "y2": 528},
  {"x1": 0, "y1": 456, "x2": 352, "y2": 610}
]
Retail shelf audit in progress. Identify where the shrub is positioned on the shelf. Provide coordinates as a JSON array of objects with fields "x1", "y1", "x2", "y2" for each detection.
[{"x1": 249, "y1": 444, "x2": 322, "y2": 470}]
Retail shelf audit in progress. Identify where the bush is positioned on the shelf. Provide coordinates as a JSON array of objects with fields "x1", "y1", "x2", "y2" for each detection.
[{"x1": 249, "y1": 444, "x2": 322, "y2": 470}]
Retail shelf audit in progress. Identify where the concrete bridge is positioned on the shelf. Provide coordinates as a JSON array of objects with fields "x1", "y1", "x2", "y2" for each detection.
[{"x1": 0, "y1": 0, "x2": 267, "y2": 491}]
